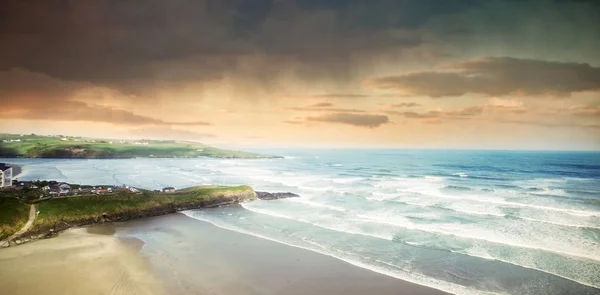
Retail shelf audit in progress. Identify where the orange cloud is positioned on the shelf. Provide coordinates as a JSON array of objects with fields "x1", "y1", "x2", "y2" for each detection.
[
  {"x1": 310, "y1": 102, "x2": 334, "y2": 107},
  {"x1": 310, "y1": 94, "x2": 370, "y2": 99},
  {"x1": 0, "y1": 68, "x2": 210, "y2": 126},
  {"x1": 383, "y1": 106, "x2": 483, "y2": 119},
  {"x1": 129, "y1": 127, "x2": 216, "y2": 140},
  {"x1": 286, "y1": 107, "x2": 366, "y2": 113},
  {"x1": 2, "y1": 99, "x2": 211, "y2": 126},
  {"x1": 307, "y1": 113, "x2": 389, "y2": 128},
  {"x1": 390, "y1": 102, "x2": 421, "y2": 108}
]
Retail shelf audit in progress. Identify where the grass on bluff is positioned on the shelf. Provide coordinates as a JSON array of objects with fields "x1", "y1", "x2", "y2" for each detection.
[
  {"x1": 0, "y1": 134, "x2": 272, "y2": 158},
  {"x1": 0, "y1": 198, "x2": 30, "y2": 240},
  {"x1": 33, "y1": 185, "x2": 255, "y2": 229}
]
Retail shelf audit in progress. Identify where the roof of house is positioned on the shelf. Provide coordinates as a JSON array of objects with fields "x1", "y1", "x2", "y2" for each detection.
[
  {"x1": 163, "y1": 187, "x2": 175, "y2": 190},
  {"x1": 0, "y1": 164, "x2": 12, "y2": 171}
]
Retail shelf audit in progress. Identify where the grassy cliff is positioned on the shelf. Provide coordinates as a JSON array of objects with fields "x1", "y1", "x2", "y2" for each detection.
[
  {"x1": 0, "y1": 134, "x2": 277, "y2": 159},
  {"x1": 0, "y1": 185, "x2": 256, "y2": 242},
  {"x1": 32, "y1": 185, "x2": 256, "y2": 230}
]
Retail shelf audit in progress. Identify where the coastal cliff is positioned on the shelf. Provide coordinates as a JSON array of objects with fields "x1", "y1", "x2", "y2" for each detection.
[{"x1": 2, "y1": 186, "x2": 299, "y2": 247}]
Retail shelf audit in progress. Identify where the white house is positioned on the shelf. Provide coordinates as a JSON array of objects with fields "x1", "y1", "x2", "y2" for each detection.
[{"x1": 0, "y1": 165, "x2": 13, "y2": 188}]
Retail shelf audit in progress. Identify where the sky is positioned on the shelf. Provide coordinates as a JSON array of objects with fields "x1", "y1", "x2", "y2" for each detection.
[{"x1": 0, "y1": 0, "x2": 599, "y2": 150}]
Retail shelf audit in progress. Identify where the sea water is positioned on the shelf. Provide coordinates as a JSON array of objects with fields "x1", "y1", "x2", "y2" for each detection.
[{"x1": 7, "y1": 149, "x2": 600, "y2": 294}]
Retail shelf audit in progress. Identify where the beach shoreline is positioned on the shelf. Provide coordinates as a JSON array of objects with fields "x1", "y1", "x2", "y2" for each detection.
[
  {"x1": 0, "y1": 212, "x2": 449, "y2": 295},
  {"x1": 115, "y1": 212, "x2": 450, "y2": 295}
]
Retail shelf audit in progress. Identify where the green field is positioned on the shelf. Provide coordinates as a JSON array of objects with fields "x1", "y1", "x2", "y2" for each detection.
[
  {"x1": 0, "y1": 134, "x2": 277, "y2": 158},
  {"x1": 0, "y1": 198, "x2": 30, "y2": 240},
  {"x1": 0, "y1": 185, "x2": 255, "y2": 238}
]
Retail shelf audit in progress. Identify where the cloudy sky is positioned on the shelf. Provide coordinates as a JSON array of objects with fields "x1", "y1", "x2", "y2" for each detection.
[{"x1": 0, "y1": 0, "x2": 599, "y2": 150}]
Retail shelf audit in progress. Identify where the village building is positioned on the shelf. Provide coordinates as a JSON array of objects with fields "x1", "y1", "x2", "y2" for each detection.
[
  {"x1": 0, "y1": 164, "x2": 13, "y2": 188},
  {"x1": 59, "y1": 183, "x2": 71, "y2": 195},
  {"x1": 162, "y1": 187, "x2": 176, "y2": 193}
]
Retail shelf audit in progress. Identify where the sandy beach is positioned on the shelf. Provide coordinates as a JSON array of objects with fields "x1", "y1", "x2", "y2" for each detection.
[
  {"x1": 0, "y1": 212, "x2": 447, "y2": 295},
  {"x1": 0, "y1": 227, "x2": 162, "y2": 295},
  {"x1": 115, "y1": 213, "x2": 449, "y2": 295}
]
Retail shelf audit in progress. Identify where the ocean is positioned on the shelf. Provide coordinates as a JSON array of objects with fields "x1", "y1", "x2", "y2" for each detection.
[{"x1": 7, "y1": 149, "x2": 600, "y2": 295}]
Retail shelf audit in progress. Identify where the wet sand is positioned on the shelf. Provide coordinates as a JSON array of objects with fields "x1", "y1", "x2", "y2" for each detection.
[
  {"x1": 0, "y1": 212, "x2": 449, "y2": 295},
  {"x1": 116, "y1": 213, "x2": 449, "y2": 295},
  {"x1": 0, "y1": 227, "x2": 162, "y2": 295}
]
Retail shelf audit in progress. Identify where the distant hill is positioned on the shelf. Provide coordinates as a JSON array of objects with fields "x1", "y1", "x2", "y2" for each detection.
[{"x1": 0, "y1": 134, "x2": 278, "y2": 159}]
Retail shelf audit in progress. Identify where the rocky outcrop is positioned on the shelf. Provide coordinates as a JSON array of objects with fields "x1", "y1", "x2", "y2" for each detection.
[{"x1": 256, "y1": 191, "x2": 300, "y2": 200}]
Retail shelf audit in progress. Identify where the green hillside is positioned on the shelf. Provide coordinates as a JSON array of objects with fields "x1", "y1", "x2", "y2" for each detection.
[
  {"x1": 32, "y1": 185, "x2": 256, "y2": 230},
  {"x1": 0, "y1": 134, "x2": 277, "y2": 159},
  {"x1": 0, "y1": 185, "x2": 256, "y2": 240}
]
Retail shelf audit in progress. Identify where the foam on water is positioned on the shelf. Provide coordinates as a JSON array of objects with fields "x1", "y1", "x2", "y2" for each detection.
[
  {"x1": 245, "y1": 197, "x2": 600, "y2": 264},
  {"x1": 6, "y1": 150, "x2": 600, "y2": 294},
  {"x1": 182, "y1": 211, "x2": 499, "y2": 295},
  {"x1": 286, "y1": 198, "x2": 347, "y2": 212},
  {"x1": 355, "y1": 212, "x2": 600, "y2": 262},
  {"x1": 241, "y1": 203, "x2": 395, "y2": 241}
]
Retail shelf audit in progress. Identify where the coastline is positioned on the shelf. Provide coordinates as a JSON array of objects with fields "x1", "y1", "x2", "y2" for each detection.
[
  {"x1": 2, "y1": 152, "x2": 599, "y2": 294},
  {"x1": 115, "y1": 212, "x2": 450, "y2": 295},
  {"x1": 5, "y1": 188, "x2": 258, "y2": 248},
  {"x1": 0, "y1": 155, "x2": 282, "y2": 159},
  {"x1": 0, "y1": 213, "x2": 449, "y2": 295}
]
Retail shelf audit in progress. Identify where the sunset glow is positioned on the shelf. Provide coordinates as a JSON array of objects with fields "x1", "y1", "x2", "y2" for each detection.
[{"x1": 1, "y1": 0, "x2": 598, "y2": 150}]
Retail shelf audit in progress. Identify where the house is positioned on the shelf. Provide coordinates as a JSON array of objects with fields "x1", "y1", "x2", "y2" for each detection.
[
  {"x1": 162, "y1": 187, "x2": 176, "y2": 193},
  {"x1": 17, "y1": 181, "x2": 37, "y2": 189},
  {"x1": 0, "y1": 164, "x2": 13, "y2": 188},
  {"x1": 59, "y1": 183, "x2": 71, "y2": 195},
  {"x1": 48, "y1": 186, "x2": 61, "y2": 196}
]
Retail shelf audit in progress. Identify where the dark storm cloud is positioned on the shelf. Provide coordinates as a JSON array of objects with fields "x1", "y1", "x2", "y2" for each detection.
[
  {"x1": 307, "y1": 113, "x2": 389, "y2": 128},
  {"x1": 371, "y1": 57, "x2": 600, "y2": 97},
  {"x1": 1, "y1": 0, "x2": 597, "y2": 103},
  {"x1": 0, "y1": 0, "x2": 454, "y2": 93}
]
